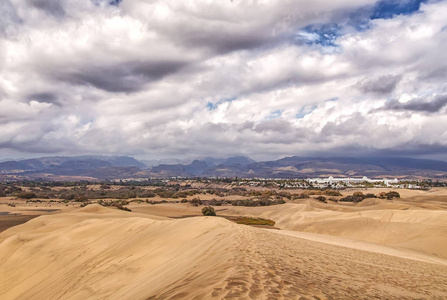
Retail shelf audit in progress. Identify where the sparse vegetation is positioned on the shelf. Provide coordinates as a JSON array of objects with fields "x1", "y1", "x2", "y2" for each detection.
[
  {"x1": 231, "y1": 198, "x2": 286, "y2": 207},
  {"x1": 340, "y1": 192, "x2": 377, "y2": 203},
  {"x1": 17, "y1": 192, "x2": 37, "y2": 199},
  {"x1": 232, "y1": 217, "x2": 275, "y2": 227},
  {"x1": 315, "y1": 196, "x2": 327, "y2": 203},
  {"x1": 0, "y1": 179, "x2": 414, "y2": 210},
  {"x1": 201, "y1": 206, "x2": 216, "y2": 216},
  {"x1": 97, "y1": 200, "x2": 132, "y2": 211},
  {"x1": 189, "y1": 198, "x2": 202, "y2": 206},
  {"x1": 323, "y1": 190, "x2": 342, "y2": 196},
  {"x1": 378, "y1": 191, "x2": 400, "y2": 200}
]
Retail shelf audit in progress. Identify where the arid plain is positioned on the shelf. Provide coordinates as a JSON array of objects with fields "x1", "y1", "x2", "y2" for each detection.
[{"x1": 1, "y1": 187, "x2": 447, "y2": 299}]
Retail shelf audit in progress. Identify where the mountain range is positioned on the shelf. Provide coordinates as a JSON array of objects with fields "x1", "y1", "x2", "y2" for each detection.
[{"x1": 1, "y1": 155, "x2": 446, "y2": 180}]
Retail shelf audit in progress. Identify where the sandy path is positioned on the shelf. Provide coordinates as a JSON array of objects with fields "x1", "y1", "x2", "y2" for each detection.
[{"x1": 212, "y1": 225, "x2": 447, "y2": 299}]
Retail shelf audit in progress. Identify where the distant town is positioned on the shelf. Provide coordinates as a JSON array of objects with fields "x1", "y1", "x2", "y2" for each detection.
[{"x1": 107, "y1": 176, "x2": 444, "y2": 190}]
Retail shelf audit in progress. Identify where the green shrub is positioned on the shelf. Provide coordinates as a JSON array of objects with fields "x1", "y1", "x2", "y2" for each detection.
[
  {"x1": 17, "y1": 192, "x2": 37, "y2": 199},
  {"x1": 202, "y1": 206, "x2": 216, "y2": 216},
  {"x1": 75, "y1": 195, "x2": 89, "y2": 202},
  {"x1": 189, "y1": 198, "x2": 202, "y2": 206},
  {"x1": 97, "y1": 199, "x2": 132, "y2": 211},
  {"x1": 364, "y1": 193, "x2": 377, "y2": 199},
  {"x1": 315, "y1": 196, "x2": 327, "y2": 203},
  {"x1": 233, "y1": 217, "x2": 275, "y2": 226},
  {"x1": 385, "y1": 191, "x2": 400, "y2": 199},
  {"x1": 209, "y1": 199, "x2": 224, "y2": 206},
  {"x1": 323, "y1": 190, "x2": 342, "y2": 196}
]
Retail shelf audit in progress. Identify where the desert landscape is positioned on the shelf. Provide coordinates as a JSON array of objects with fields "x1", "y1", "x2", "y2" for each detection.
[
  {"x1": 1, "y1": 185, "x2": 446, "y2": 299},
  {"x1": 3, "y1": 0, "x2": 447, "y2": 298}
]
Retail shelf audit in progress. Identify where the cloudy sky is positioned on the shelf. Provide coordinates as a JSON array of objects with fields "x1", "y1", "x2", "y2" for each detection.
[{"x1": 1, "y1": 0, "x2": 447, "y2": 161}]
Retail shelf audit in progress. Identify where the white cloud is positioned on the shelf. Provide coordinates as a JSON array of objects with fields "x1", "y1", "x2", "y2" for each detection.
[{"x1": 1, "y1": 0, "x2": 446, "y2": 160}]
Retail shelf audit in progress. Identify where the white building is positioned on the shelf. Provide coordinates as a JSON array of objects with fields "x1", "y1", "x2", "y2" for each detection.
[{"x1": 306, "y1": 176, "x2": 399, "y2": 186}]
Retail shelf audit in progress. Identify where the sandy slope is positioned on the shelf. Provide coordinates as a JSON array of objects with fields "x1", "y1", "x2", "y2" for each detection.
[
  {"x1": 1, "y1": 205, "x2": 447, "y2": 299},
  {"x1": 129, "y1": 190, "x2": 447, "y2": 259},
  {"x1": 0, "y1": 205, "x2": 234, "y2": 299},
  {"x1": 218, "y1": 199, "x2": 447, "y2": 259}
]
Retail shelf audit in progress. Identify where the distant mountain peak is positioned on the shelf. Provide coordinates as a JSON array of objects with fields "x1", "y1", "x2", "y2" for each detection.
[{"x1": 221, "y1": 156, "x2": 256, "y2": 166}]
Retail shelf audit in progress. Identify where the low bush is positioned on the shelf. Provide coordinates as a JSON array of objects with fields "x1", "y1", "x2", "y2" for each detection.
[
  {"x1": 385, "y1": 191, "x2": 400, "y2": 199},
  {"x1": 315, "y1": 196, "x2": 327, "y2": 203},
  {"x1": 378, "y1": 191, "x2": 400, "y2": 200},
  {"x1": 202, "y1": 206, "x2": 216, "y2": 216},
  {"x1": 233, "y1": 217, "x2": 275, "y2": 226},
  {"x1": 97, "y1": 199, "x2": 132, "y2": 211},
  {"x1": 17, "y1": 192, "x2": 37, "y2": 199},
  {"x1": 209, "y1": 199, "x2": 224, "y2": 206},
  {"x1": 231, "y1": 198, "x2": 285, "y2": 207},
  {"x1": 323, "y1": 190, "x2": 342, "y2": 196},
  {"x1": 189, "y1": 198, "x2": 202, "y2": 206},
  {"x1": 340, "y1": 192, "x2": 377, "y2": 203}
]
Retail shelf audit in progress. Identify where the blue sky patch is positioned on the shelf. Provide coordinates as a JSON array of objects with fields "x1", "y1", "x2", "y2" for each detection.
[
  {"x1": 91, "y1": 0, "x2": 122, "y2": 6},
  {"x1": 295, "y1": 105, "x2": 318, "y2": 119},
  {"x1": 371, "y1": 0, "x2": 428, "y2": 19},
  {"x1": 207, "y1": 96, "x2": 237, "y2": 111},
  {"x1": 297, "y1": 23, "x2": 343, "y2": 47},
  {"x1": 108, "y1": 0, "x2": 122, "y2": 6},
  {"x1": 266, "y1": 110, "x2": 283, "y2": 120}
]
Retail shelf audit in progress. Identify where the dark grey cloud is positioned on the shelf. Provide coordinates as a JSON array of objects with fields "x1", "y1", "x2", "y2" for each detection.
[
  {"x1": 0, "y1": 0, "x2": 21, "y2": 36},
  {"x1": 254, "y1": 119, "x2": 293, "y2": 134},
  {"x1": 308, "y1": 142, "x2": 447, "y2": 159},
  {"x1": 147, "y1": 1, "x2": 379, "y2": 57},
  {"x1": 26, "y1": 0, "x2": 66, "y2": 17},
  {"x1": 371, "y1": 142, "x2": 447, "y2": 157},
  {"x1": 417, "y1": 63, "x2": 447, "y2": 81},
  {"x1": 183, "y1": 31, "x2": 276, "y2": 55},
  {"x1": 384, "y1": 94, "x2": 447, "y2": 113},
  {"x1": 27, "y1": 92, "x2": 60, "y2": 105},
  {"x1": 357, "y1": 75, "x2": 401, "y2": 95},
  {"x1": 320, "y1": 113, "x2": 366, "y2": 137},
  {"x1": 55, "y1": 60, "x2": 188, "y2": 93},
  {"x1": 0, "y1": 140, "x2": 66, "y2": 154},
  {"x1": 92, "y1": 0, "x2": 123, "y2": 7}
]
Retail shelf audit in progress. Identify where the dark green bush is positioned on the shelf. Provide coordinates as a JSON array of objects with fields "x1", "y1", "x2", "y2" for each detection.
[
  {"x1": 97, "y1": 199, "x2": 132, "y2": 211},
  {"x1": 202, "y1": 206, "x2": 216, "y2": 216},
  {"x1": 385, "y1": 191, "x2": 400, "y2": 199},
  {"x1": 189, "y1": 198, "x2": 202, "y2": 206},
  {"x1": 323, "y1": 190, "x2": 342, "y2": 196},
  {"x1": 17, "y1": 192, "x2": 37, "y2": 199},
  {"x1": 364, "y1": 193, "x2": 377, "y2": 199},
  {"x1": 315, "y1": 196, "x2": 327, "y2": 203},
  {"x1": 209, "y1": 199, "x2": 224, "y2": 206}
]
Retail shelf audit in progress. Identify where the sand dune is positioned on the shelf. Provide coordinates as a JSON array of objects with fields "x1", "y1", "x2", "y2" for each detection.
[
  {"x1": 219, "y1": 201, "x2": 447, "y2": 259},
  {"x1": 129, "y1": 190, "x2": 447, "y2": 260},
  {"x1": 1, "y1": 204, "x2": 447, "y2": 299},
  {"x1": 0, "y1": 205, "x2": 235, "y2": 299}
]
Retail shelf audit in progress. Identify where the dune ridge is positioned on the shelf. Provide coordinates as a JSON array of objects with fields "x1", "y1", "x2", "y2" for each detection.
[
  {"x1": 1, "y1": 205, "x2": 447, "y2": 299},
  {"x1": 0, "y1": 205, "x2": 237, "y2": 299},
  {"x1": 218, "y1": 201, "x2": 447, "y2": 259}
]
